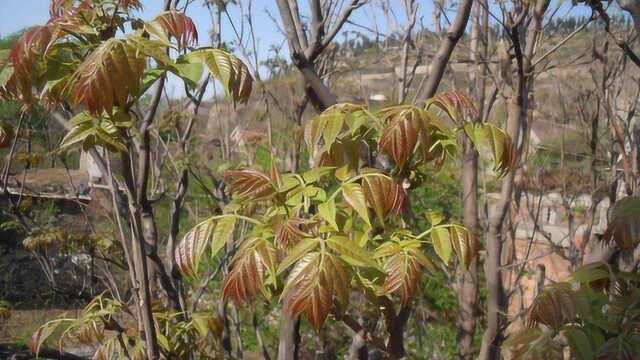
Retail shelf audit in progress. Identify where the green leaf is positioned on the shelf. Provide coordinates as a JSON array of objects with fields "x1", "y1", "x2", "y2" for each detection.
[
  {"x1": 255, "y1": 144, "x2": 272, "y2": 171},
  {"x1": 318, "y1": 198, "x2": 338, "y2": 230},
  {"x1": 463, "y1": 122, "x2": 515, "y2": 178},
  {"x1": 174, "y1": 58, "x2": 204, "y2": 89},
  {"x1": 191, "y1": 312, "x2": 221, "y2": 338},
  {"x1": 182, "y1": 48, "x2": 253, "y2": 104},
  {"x1": 210, "y1": 216, "x2": 237, "y2": 259},
  {"x1": 58, "y1": 112, "x2": 127, "y2": 153},
  {"x1": 450, "y1": 224, "x2": 473, "y2": 269},
  {"x1": 93, "y1": 127, "x2": 127, "y2": 152},
  {"x1": 277, "y1": 238, "x2": 320, "y2": 275},
  {"x1": 412, "y1": 248, "x2": 438, "y2": 273},
  {"x1": 425, "y1": 210, "x2": 445, "y2": 225},
  {"x1": 302, "y1": 166, "x2": 335, "y2": 183},
  {"x1": 59, "y1": 121, "x2": 94, "y2": 150},
  {"x1": 157, "y1": 333, "x2": 170, "y2": 351},
  {"x1": 431, "y1": 225, "x2": 452, "y2": 264},
  {"x1": 191, "y1": 313, "x2": 210, "y2": 337},
  {"x1": 320, "y1": 112, "x2": 344, "y2": 152},
  {"x1": 344, "y1": 109, "x2": 370, "y2": 134},
  {"x1": 564, "y1": 326, "x2": 594, "y2": 360},
  {"x1": 0, "y1": 61, "x2": 12, "y2": 87},
  {"x1": 569, "y1": 262, "x2": 611, "y2": 285},
  {"x1": 304, "y1": 115, "x2": 327, "y2": 155},
  {"x1": 342, "y1": 183, "x2": 370, "y2": 226},
  {"x1": 141, "y1": 69, "x2": 165, "y2": 94},
  {"x1": 326, "y1": 235, "x2": 380, "y2": 269},
  {"x1": 0, "y1": 49, "x2": 9, "y2": 70},
  {"x1": 126, "y1": 35, "x2": 174, "y2": 68}
]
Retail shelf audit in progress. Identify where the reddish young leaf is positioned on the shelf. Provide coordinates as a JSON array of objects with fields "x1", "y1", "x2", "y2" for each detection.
[
  {"x1": 222, "y1": 238, "x2": 276, "y2": 305},
  {"x1": 362, "y1": 173, "x2": 407, "y2": 223},
  {"x1": 120, "y1": 0, "x2": 144, "y2": 10},
  {"x1": 275, "y1": 217, "x2": 307, "y2": 248},
  {"x1": 224, "y1": 169, "x2": 276, "y2": 201},
  {"x1": 71, "y1": 38, "x2": 146, "y2": 114},
  {"x1": 145, "y1": 11, "x2": 198, "y2": 49},
  {"x1": 30, "y1": 321, "x2": 62, "y2": 357},
  {"x1": 375, "y1": 240, "x2": 431, "y2": 304},
  {"x1": 2, "y1": 26, "x2": 53, "y2": 103},
  {"x1": 318, "y1": 139, "x2": 361, "y2": 181},
  {"x1": 526, "y1": 282, "x2": 583, "y2": 330},
  {"x1": 378, "y1": 107, "x2": 423, "y2": 171},
  {"x1": 425, "y1": 90, "x2": 478, "y2": 123},
  {"x1": 175, "y1": 218, "x2": 215, "y2": 277},
  {"x1": 49, "y1": 0, "x2": 70, "y2": 17},
  {"x1": 283, "y1": 252, "x2": 348, "y2": 330},
  {"x1": 378, "y1": 251, "x2": 420, "y2": 305}
]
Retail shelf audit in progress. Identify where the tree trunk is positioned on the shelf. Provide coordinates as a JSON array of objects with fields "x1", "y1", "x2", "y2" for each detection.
[
  {"x1": 277, "y1": 313, "x2": 300, "y2": 360},
  {"x1": 456, "y1": 1, "x2": 486, "y2": 357},
  {"x1": 348, "y1": 331, "x2": 368, "y2": 360},
  {"x1": 457, "y1": 140, "x2": 479, "y2": 360},
  {"x1": 382, "y1": 304, "x2": 411, "y2": 359},
  {"x1": 478, "y1": 96, "x2": 522, "y2": 360}
]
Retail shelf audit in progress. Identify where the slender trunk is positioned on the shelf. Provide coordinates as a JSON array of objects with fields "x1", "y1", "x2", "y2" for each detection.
[
  {"x1": 398, "y1": 36, "x2": 411, "y2": 104},
  {"x1": 591, "y1": 101, "x2": 599, "y2": 188},
  {"x1": 129, "y1": 206, "x2": 160, "y2": 360},
  {"x1": 119, "y1": 149, "x2": 160, "y2": 360},
  {"x1": 534, "y1": 264, "x2": 545, "y2": 297},
  {"x1": 479, "y1": 2, "x2": 545, "y2": 357},
  {"x1": 456, "y1": 2, "x2": 486, "y2": 357},
  {"x1": 458, "y1": 140, "x2": 479, "y2": 360},
  {"x1": 277, "y1": 313, "x2": 299, "y2": 360},
  {"x1": 478, "y1": 95, "x2": 522, "y2": 360},
  {"x1": 385, "y1": 305, "x2": 411, "y2": 359}
]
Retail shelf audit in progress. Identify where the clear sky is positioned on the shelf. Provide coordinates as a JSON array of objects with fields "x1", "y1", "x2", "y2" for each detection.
[
  {"x1": 0, "y1": 0, "x2": 598, "y2": 97},
  {"x1": 0, "y1": 0, "x2": 440, "y2": 96},
  {"x1": 0, "y1": 0, "x2": 596, "y2": 51}
]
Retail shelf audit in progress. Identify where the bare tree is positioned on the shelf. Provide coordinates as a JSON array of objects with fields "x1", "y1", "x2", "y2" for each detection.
[
  {"x1": 397, "y1": 0, "x2": 419, "y2": 103},
  {"x1": 479, "y1": 1, "x2": 549, "y2": 358},
  {"x1": 457, "y1": 1, "x2": 489, "y2": 358},
  {"x1": 276, "y1": 0, "x2": 366, "y2": 111},
  {"x1": 414, "y1": 0, "x2": 473, "y2": 102}
]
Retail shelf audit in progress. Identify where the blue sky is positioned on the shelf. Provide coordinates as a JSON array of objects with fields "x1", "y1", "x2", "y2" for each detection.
[
  {"x1": 0, "y1": 0, "x2": 597, "y2": 97},
  {"x1": 0, "y1": 1, "x2": 595, "y2": 52},
  {"x1": 0, "y1": 0, "x2": 439, "y2": 96}
]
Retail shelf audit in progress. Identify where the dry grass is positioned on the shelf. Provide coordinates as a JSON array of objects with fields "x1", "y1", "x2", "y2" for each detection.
[{"x1": 0, "y1": 308, "x2": 80, "y2": 344}]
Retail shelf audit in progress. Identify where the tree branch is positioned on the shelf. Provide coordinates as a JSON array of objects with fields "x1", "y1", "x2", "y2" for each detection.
[{"x1": 414, "y1": 0, "x2": 473, "y2": 101}]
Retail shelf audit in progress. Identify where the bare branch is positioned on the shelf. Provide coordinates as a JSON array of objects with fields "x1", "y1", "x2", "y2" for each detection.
[{"x1": 414, "y1": 0, "x2": 473, "y2": 101}]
